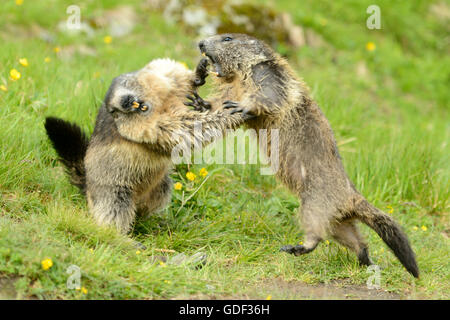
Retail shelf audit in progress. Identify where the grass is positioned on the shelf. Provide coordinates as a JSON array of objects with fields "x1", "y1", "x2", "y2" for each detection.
[{"x1": 0, "y1": 0, "x2": 448, "y2": 299}]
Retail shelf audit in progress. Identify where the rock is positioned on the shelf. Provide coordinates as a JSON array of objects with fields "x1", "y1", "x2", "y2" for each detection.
[
  {"x1": 147, "y1": 0, "x2": 320, "y2": 53},
  {"x1": 182, "y1": 6, "x2": 208, "y2": 27},
  {"x1": 92, "y1": 5, "x2": 137, "y2": 37},
  {"x1": 356, "y1": 61, "x2": 369, "y2": 79},
  {"x1": 77, "y1": 44, "x2": 97, "y2": 57},
  {"x1": 429, "y1": 2, "x2": 450, "y2": 22},
  {"x1": 57, "y1": 45, "x2": 97, "y2": 60},
  {"x1": 1, "y1": 23, "x2": 55, "y2": 43},
  {"x1": 143, "y1": 0, "x2": 167, "y2": 11},
  {"x1": 167, "y1": 251, "x2": 208, "y2": 268},
  {"x1": 57, "y1": 21, "x2": 95, "y2": 38},
  {"x1": 279, "y1": 13, "x2": 305, "y2": 48},
  {"x1": 305, "y1": 29, "x2": 325, "y2": 48},
  {"x1": 149, "y1": 255, "x2": 168, "y2": 264}
]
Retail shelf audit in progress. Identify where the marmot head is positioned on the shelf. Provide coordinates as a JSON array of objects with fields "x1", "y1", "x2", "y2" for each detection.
[
  {"x1": 104, "y1": 59, "x2": 193, "y2": 119},
  {"x1": 104, "y1": 73, "x2": 152, "y2": 118},
  {"x1": 198, "y1": 33, "x2": 275, "y2": 79}
]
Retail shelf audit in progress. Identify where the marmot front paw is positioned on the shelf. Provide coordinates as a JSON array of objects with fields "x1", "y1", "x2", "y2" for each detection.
[
  {"x1": 223, "y1": 101, "x2": 256, "y2": 120},
  {"x1": 184, "y1": 92, "x2": 211, "y2": 112},
  {"x1": 194, "y1": 58, "x2": 209, "y2": 86}
]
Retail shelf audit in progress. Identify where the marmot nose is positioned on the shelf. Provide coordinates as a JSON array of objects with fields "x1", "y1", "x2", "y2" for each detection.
[
  {"x1": 120, "y1": 94, "x2": 136, "y2": 111},
  {"x1": 198, "y1": 41, "x2": 205, "y2": 52}
]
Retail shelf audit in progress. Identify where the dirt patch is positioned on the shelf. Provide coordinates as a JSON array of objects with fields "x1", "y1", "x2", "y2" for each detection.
[
  {"x1": 174, "y1": 278, "x2": 401, "y2": 300},
  {"x1": 255, "y1": 278, "x2": 401, "y2": 300},
  {"x1": 0, "y1": 277, "x2": 19, "y2": 300}
]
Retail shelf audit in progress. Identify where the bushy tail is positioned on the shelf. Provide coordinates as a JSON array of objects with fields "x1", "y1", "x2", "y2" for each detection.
[
  {"x1": 355, "y1": 199, "x2": 419, "y2": 278},
  {"x1": 44, "y1": 117, "x2": 89, "y2": 193}
]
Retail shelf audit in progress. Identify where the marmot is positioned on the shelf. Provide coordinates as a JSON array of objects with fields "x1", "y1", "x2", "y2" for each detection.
[
  {"x1": 196, "y1": 33, "x2": 419, "y2": 277},
  {"x1": 45, "y1": 58, "x2": 248, "y2": 234}
]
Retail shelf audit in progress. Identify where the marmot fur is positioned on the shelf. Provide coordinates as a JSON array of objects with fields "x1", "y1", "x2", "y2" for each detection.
[
  {"x1": 196, "y1": 33, "x2": 419, "y2": 277},
  {"x1": 45, "y1": 58, "x2": 248, "y2": 233}
]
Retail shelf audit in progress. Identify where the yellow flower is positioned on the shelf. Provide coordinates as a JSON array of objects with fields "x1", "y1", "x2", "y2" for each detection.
[
  {"x1": 44, "y1": 57, "x2": 51, "y2": 63},
  {"x1": 199, "y1": 167, "x2": 208, "y2": 177},
  {"x1": 186, "y1": 171, "x2": 196, "y2": 181},
  {"x1": 386, "y1": 205, "x2": 394, "y2": 214},
  {"x1": 412, "y1": 226, "x2": 418, "y2": 231},
  {"x1": 89, "y1": 248, "x2": 94, "y2": 253},
  {"x1": 136, "y1": 250, "x2": 141, "y2": 255},
  {"x1": 174, "y1": 182, "x2": 182, "y2": 190},
  {"x1": 81, "y1": 287, "x2": 88, "y2": 294},
  {"x1": 0, "y1": 85, "x2": 7, "y2": 92},
  {"x1": 53, "y1": 46, "x2": 61, "y2": 53},
  {"x1": 19, "y1": 58, "x2": 28, "y2": 67},
  {"x1": 10, "y1": 69, "x2": 21, "y2": 81},
  {"x1": 16, "y1": 0, "x2": 24, "y2": 5},
  {"x1": 421, "y1": 225, "x2": 427, "y2": 231},
  {"x1": 159, "y1": 261, "x2": 166, "y2": 267},
  {"x1": 265, "y1": 295, "x2": 272, "y2": 300},
  {"x1": 164, "y1": 280, "x2": 171, "y2": 284},
  {"x1": 325, "y1": 240, "x2": 330, "y2": 245},
  {"x1": 41, "y1": 258, "x2": 53, "y2": 270},
  {"x1": 366, "y1": 42, "x2": 376, "y2": 52},
  {"x1": 103, "y1": 36, "x2": 112, "y2": 44}
]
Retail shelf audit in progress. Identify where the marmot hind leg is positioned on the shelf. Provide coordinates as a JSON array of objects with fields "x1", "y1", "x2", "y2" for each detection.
[
  {"x1": 138, "y1": 174, "x2": 173, "y2": 218},
  {"x1": 280, "y1": 203, "x2": 373, "y2": 266},
  {"x1": 87, "y1": 185, "x2": 136, "y2": 234},
  {"x1": 280, "y1": 203, "x2": 327, "y2": 256},
  {"x1": 280, "y1": 236, "x2": 321, "y2": 256},
  {"x1": 331, "y1": 220, "x2": 373, "y2": 266}
]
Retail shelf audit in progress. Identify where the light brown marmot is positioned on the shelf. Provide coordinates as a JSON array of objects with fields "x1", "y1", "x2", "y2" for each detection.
[{"x1": 45, "y1": 58, "x2": 248, "y2": 234}]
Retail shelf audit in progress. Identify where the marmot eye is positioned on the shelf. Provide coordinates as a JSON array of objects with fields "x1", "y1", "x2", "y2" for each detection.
[{"x1": 223, "y1": 37, "x2": 233, "y2": 42}]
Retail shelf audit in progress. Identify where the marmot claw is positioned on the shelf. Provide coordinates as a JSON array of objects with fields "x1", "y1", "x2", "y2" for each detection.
[
  {"x1": 184, "y1": 92, "x2": 211, "y2": 112},
  {"x1": 280, "y1": 244, "x2": 308, "y2": 256},
  {"x1": 223, "y1": 101, "x2": 256, "y2": 120},
  {"x1": 194, "y1": 58, "x2": 209, "y2": 86}
]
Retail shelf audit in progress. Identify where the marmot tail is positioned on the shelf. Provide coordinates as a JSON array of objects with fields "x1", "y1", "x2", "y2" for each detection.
[{"x1": 44, "y1": 117, "x2": 89, "y2": 193}]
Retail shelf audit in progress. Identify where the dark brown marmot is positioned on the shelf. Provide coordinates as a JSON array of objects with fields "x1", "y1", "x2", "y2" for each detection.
[{"x1": 196, "y1": 33, "x2": 419, "y2": 277}]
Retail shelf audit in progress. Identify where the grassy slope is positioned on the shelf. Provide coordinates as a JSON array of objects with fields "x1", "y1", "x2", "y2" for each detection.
[{"x1": 0, "y1": 0, "x2": 448, "y2": 299}]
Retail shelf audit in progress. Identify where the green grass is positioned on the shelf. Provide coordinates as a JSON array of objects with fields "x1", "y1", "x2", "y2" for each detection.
[{"x1": 0, "y1": 0, "x2": 448, "y2": 299}]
